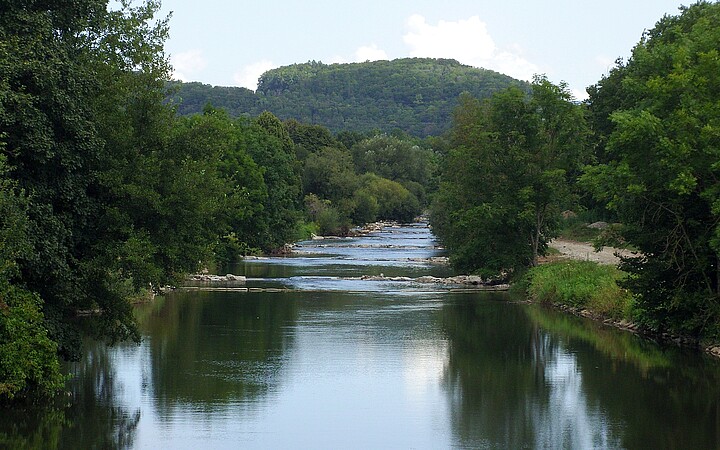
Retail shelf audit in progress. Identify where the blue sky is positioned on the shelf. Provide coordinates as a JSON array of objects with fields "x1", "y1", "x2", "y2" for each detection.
[{"x1": 157, "y1": 0, "x2": 687, "y2": 99}]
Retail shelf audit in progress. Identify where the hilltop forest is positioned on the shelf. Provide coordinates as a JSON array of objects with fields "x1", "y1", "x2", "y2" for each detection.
[
  {"x1": 2, "y1": 0, "x2": 720, "y2": 404},
  {"x1": 169, "y1": 58, "x2": 527, "y2": 136}
]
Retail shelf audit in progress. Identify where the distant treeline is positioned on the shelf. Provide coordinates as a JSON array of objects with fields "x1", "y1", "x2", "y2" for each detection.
[{"x1": 168, "y1": 58, "x2": 528, "y2": 137}]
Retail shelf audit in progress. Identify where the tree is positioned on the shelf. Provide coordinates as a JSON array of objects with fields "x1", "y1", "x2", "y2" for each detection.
[
  {"x1": 582, "y1": 2, "x2": 720, "y2": 338},
  {"x1": 285, "y1": 119, "x2": 340, "y2": 161},
  {"x1": 358, "y1": 174, "x2": 421, "y2": 223},
  {"x1": 302, "y1": 146, "x2": 358, "y2": 203},
  {"x1": 0, "y1": 0, "x2": 175, "y2": 358},
  {"x1": 241, "y1": 113, "x2": 302, "y2": 251},
  {"x1": 431, "y1": 77, "x2": 588, "y2": 276},
  {"x1": 349, "y1": 134, "x2": 437, "y2": 208},
  {"x1": 0, "y1": 156, "x2": 64, "y2": 401}
]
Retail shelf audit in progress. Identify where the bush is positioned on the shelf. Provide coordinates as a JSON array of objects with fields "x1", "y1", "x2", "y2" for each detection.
[
  {"x1": 294, "y1": 220, "x2": 319, "y2": 241},
  {"x1": 359, "y1": 174, "x2": 420, "y2": 222}
]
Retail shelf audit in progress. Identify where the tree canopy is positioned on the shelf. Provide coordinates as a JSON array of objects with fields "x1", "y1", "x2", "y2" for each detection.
[{"x1": 582, "y1": 1, "x2": 720, "y2": 338}]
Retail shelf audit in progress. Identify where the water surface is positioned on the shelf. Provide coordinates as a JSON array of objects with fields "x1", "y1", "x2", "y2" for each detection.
[{"x1": 2, "y1": 223, "x2": 719, "y2": 449}]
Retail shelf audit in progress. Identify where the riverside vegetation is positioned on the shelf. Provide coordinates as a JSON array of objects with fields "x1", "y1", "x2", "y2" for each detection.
[
  {"x1": 2, "y1": 0, "x2": 720, "y2": 403},
  {"x1": 0, "y1": 0, "x2": 436, "y2": 402},
  {"x1": 432, "y1": 1, "x2": 720, "y2": 349}
]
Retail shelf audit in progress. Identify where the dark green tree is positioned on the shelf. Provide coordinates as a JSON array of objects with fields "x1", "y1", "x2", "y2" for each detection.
[
  {"x1": 582, "y1": 1, "x2": 720, "y2": 337},
  {"x1": 241, "y1": 113, "x2": 302, "y2": 251},
  {"x1": 0, "y1": 156, "x2": 64, "y2": 401},
  {"x1": 285, "y1": 119, "x2": 340, "y2": 161},
  {"x1": 302, "y1": 146, "x2": 358, "y2": 203},
  {"x1": 432, "y1": 77, "x2": 588, "y2": 276},
  {"x1": 0, "y1": 0, "x2": 174, "y2": 358}
]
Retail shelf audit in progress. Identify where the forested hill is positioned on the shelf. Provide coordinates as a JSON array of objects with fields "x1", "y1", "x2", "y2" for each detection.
[{"x1": 169, "y1": 58, "x2": 528, "y2": 136}]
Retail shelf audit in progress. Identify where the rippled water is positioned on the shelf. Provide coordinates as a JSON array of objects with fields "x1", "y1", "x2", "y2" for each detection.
[{"x1": 3, "y1": 223, "x2": 720, "y2": 449}]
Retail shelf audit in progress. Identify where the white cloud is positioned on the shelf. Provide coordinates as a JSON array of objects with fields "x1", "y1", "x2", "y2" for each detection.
[
  {"x1": 170, "y1": 49, "x2": 207, "y2": 81},
  {"x1": 354, "y1": 44, "x2": 389, "y2": 62},
  {"x1": 571, "y1": 88, "x2": 589, "y2": 102},
  {"x1": 233, "y1": 60, "x2": 277, "y2": 91},
  {"x1": 403, "y1": 14, "x2": 539, "y2": 81}
]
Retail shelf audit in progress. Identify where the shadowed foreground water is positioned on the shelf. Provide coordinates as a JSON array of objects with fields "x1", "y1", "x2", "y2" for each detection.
[{"x1": 2, "y1": 223, "x2": 719, "y2": 449}]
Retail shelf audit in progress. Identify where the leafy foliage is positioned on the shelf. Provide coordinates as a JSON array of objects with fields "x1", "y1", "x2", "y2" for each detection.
[
  {"x1": 351, "y1": 134, "x2": 436, "y2": 201},
  {"x1": 431, "y1": 77, "x2": 589, "y2": 276},
  {"x1": 0, "y1": 0, "x2": 177, "y2": 359},
  {"x1": 583, "y1": 1, "x2": 720, "y2": 338},
  {"x1": 357, "y1": 174, "x2": 421, "y2": 223},
  {"x1": 0, "y1": 156, "x2": 64, "y2": 401},
  {"x1": 246, "y1": 112, "x2": 303, "y2": 250},
  {"x1": 168, "y1": 82, "x2": 259, "y2": 117},
  {"x1": 303, "y1": 146, "x2": 358, "y2": 203}
]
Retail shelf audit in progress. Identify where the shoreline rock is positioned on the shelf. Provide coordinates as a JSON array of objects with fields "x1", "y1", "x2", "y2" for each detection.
[
  {"x1": 358, "y1": 274, "x2": 509, "y2": 290},
  {"x1": 537, "y1": 300, "x2": 720, "y2": 360},
  {"x1": 186, "y1": 273, "x2": 246, "y2": 283}
]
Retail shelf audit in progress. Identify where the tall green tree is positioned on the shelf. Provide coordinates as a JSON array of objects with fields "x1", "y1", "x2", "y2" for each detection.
[
  {"x1": 241, "y1": 113, "x2": 302, "y2": 251},
  {"x1": 302, "y1": 146, "x2": 358, "y2": 203},
  {"x1": 285, "y1": 119, "x2": 340, "y2": 161},
  {"x1": 432, "y1": 77, "x2": 588, "y2": 276},
  {"x1": 0, "y1": 0, "x2": 188, "y2": 364},
  {"x1": 582, "y1": 1, "x2": 720, "y2": 337}
]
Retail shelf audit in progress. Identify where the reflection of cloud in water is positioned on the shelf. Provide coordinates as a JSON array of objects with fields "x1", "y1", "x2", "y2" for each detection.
[
  {"x1": 403, "y1": 339, "x2": 450, "y2": 408},
  {"x1": 533, "y1": 350, "x2": 622, "y2": 449}
]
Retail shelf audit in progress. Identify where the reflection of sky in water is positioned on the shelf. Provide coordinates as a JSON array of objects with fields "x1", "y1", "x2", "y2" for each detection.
[{"x1": 535, "y1": 347, "x2": 623, "y2": 449}]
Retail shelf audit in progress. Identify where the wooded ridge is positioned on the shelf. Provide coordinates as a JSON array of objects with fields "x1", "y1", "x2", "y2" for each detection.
[{"x1": 168, "y1": 58, "x2": 528, "y2": 137}]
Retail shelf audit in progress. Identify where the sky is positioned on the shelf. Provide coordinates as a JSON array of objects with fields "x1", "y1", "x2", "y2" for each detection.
[{"x1": 155, "y1": 0, "x2": 688, "y2": 100}]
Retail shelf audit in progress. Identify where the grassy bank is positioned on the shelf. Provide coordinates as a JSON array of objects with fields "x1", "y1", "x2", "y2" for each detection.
[
  {"x1": 522, "y1": 260, "x2": 633, "y2": 321},
  {"x1": 521, "y1": 259, "x2": 720, "y2": 358}
]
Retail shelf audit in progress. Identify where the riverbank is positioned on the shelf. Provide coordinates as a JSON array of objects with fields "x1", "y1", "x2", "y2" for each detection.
[{"x1": 533, "y1": 243, "x2": 720, "y2": 359}]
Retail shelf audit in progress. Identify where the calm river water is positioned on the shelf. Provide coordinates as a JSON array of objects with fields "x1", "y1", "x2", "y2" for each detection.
[{"x1": 3, "y1": 223, "x2": 720, "y2": 449}]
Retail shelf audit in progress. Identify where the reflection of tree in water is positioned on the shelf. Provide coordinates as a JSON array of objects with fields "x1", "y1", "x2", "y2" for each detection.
[
  {"x1": 440, "y1": 294, "x2": 624, "y2": 448},
  {"x1": 63, "y1": 341, "x2": 141, "y2": 449},
  {"x1": 0, "y1": 341, "x2": 140, "y2": 449},
  {"x1": 442, "y1": 295, "x2": 720, "y2": 448},
  {"x1": 530, "y1": 305, "x2": 720, "y2": 449},
  {"x1": 142, "y1": 291, "x2": 298, "y2": 416}
]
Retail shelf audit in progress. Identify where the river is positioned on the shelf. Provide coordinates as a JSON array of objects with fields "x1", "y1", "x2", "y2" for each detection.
[{"x1": 2, "y1": 222, "x2": 720, "y2": 449}]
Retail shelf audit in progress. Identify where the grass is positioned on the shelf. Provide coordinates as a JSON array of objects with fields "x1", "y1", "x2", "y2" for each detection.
[{"x1": 525, "y1": 260, "x2": 634, "y2": 320}]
